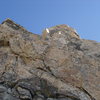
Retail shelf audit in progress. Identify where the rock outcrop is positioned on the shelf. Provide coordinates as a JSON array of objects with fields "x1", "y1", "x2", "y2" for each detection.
[{"x1": 0, "y1": 18, "x2": 99, "y2": 100}]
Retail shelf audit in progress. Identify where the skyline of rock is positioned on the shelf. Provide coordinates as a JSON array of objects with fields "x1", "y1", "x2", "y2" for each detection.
[{"x1": 0, "y1": 18, "x2": 99, "y2": 100}]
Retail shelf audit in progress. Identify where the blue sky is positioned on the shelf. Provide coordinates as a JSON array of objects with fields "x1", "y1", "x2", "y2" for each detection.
[{"x1": 0, "y1": 0, "x2": 100, "y2": 42}]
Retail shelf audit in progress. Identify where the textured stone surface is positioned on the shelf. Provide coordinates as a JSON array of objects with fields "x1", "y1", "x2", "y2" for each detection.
[{"x1": 0, "y1": 18, "x2": 99, "y2": 100}]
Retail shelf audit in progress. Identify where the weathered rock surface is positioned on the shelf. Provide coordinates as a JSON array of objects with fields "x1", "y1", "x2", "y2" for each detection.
[{"x1": 0, "y1": 18, "x2": 99, "y2": 100}]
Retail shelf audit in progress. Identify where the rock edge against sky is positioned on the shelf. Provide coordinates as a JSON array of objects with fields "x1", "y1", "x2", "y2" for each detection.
[{"x1": 0, "y1": 18, "x2": 99, "y2": 100}]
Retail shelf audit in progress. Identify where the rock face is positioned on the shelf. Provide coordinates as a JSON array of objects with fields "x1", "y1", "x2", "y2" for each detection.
[{"x1": 0, "y1": 18, "x2": 99, "y2": 100}]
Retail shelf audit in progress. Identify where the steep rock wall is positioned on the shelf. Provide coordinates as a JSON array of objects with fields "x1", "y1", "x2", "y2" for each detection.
[{"x1": 0, "y1": 19, "x2": 99, "y2": 100}]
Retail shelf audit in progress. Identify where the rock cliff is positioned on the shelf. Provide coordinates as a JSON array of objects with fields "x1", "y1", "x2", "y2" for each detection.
[{"x1": 0, "y1": 18, "x2": 99, "y2": 100}]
